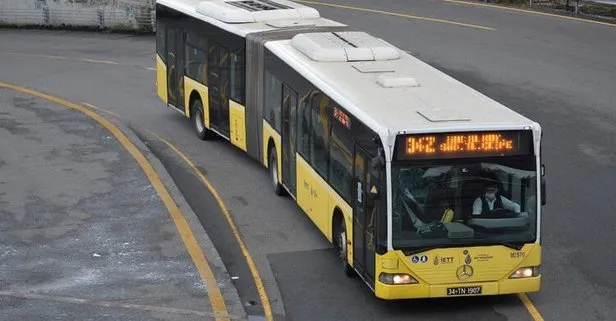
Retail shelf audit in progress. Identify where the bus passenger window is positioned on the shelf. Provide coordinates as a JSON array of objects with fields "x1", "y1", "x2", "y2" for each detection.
[
  {"x1": 297, "y1": 93, "x2": 312, "y2": 160},
  {"x1": 329, "y1": 128, "x2": 353, "y2": 202},
  {"x1": 185, "y1": 33, "x2": 208, "y2": 85},
  {"x1": 311, "y1": 95, "x2": 330, "y2": 178},
  {"x1": 230, "y1": 49, "x2": 245, "y2": 104},
  {"x1": 156, "y1": 20, "x2": 166, "y2": 62},
  {"x1": 264, "y1": 71, "x2": 282, "y2": 132}
]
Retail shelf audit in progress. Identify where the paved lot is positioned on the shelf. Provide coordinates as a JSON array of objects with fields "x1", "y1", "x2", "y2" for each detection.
[{"x1": 0, "y1": 88, "x2": 244, "y2": 320}]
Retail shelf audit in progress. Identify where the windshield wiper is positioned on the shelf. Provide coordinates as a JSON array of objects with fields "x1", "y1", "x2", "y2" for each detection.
[
  {"x1": 402, "y1": 240, "x2": 527, "y2": 255},
  {"x1": 494, "y1": 241, "x2": 525, "y2": 250},
  {"x1": 463, "y1": 238, "x2": 525, "y2": 250},
  {"x1": 404, "y1": 244, "x2": 451, "y2": 256},
  {"x1": 451, "y1": 233, "x2": 528, "y2": 250}
]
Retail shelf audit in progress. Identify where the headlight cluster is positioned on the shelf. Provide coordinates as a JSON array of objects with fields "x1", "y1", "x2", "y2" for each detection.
[
  {"x1": 509, "y1": 266, "x2": 540, "y2": 279},
  {"x1": 379, "y1": 273, "x2": 418, "y2": 285}
]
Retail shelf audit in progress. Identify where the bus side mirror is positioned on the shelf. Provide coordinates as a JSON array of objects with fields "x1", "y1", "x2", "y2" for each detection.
[
  {"x1": 541, "y1": 164, "x2": 546, "y2": 206},
  {"x1": 370, "y1": 155, "x2": 385, "y2": 170}
]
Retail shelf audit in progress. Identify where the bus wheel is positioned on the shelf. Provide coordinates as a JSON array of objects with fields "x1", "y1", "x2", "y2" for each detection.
[
  {"x1": 191, "y1": 100, "x2": 213, "y2": 140},
  {"x1": 268, "y1": 148, "x2": 284, "y2": 196},
  {"x1": 337, "y1": 220, "x2": 354, "y2": 277}
]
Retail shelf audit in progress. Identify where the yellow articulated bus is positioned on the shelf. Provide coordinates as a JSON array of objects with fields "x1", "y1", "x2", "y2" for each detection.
[{"x1": 155, "y1": 0, "x2": 546, "y2": 299}]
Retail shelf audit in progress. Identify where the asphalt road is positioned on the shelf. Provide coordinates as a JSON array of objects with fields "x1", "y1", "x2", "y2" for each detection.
[
  {"x1": 1, "y1": 0, "x2": 615, "y2": 320},
  {"x1": 0, "y1": 88, "x2": 244, "y2": 321}
]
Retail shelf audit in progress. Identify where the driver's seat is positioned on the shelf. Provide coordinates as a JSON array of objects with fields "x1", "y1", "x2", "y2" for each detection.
[{"x1": 460, "y1": 179, "x2": 485, "y2": 223}]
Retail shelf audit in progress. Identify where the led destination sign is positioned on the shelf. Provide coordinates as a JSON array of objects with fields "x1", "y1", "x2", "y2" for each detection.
[{"x1": 395, "y1": 131, "x2": 532, "y2": 160}]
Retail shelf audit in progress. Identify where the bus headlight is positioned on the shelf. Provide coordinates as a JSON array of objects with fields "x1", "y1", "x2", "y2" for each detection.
[
  {"x1": 509, "y1": 266, "x2": 540, "y2": 279},
  {"x1": 379, "y1": 273, "x2": 418, "y2": 285}
]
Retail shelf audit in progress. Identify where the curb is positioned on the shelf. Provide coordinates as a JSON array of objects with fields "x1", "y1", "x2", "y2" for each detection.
[{"x1": 97, "y1": 112, "x2": 248, "y2": 320}]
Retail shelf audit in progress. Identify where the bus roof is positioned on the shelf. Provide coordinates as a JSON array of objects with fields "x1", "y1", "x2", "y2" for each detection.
[
  {"x1": 156, "y1": 0, "x2": 346, "y2": 37},
  {"x1": 265, "y1": 31, "x2": 540, "y2": 141},
  {"x1": 157, "y1": 0, "x2": 540, "y2": 143}
]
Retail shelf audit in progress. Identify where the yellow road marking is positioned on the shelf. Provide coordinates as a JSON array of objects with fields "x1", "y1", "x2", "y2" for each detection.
[
  {"x1": 79, "y1": 58, "x2": 118, "y2": 65},
  {"x1": 82, "y1": 102, "x2": 122, "y2": 118},
  {"x1": 445, "y1": 0, "x2": 616, "y2": 27},
  {"x1": 0, "y1": 83, "x2": 231, "y2": 321},
  {"x1": 5, "y1": 52, "x2": 68, "y2": 60},
  {"x1": 294, "y1": 0, "x2": 495, "y2": 30},
  {"x1": 147, "y1": 132, "x2": 275, "y2": 321},
  {"x1": 1, "y1": 52, "x2": 133, "y2": 66},
  {"x1": 4, "y1": 52, "x2": 168, "y2": 71},
  {"x1": 518, "y1": 293, "x2": 545, "y2": 321}
]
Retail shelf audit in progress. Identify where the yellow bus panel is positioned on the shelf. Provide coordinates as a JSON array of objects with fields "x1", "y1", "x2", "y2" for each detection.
[
  {"x1": 183, "y1": 77, "x2": 209, "y2": 127},
  {"x1": 156, "y1": 54, "x2": 167, "y2": 103},
  {"x1": 395, "y1": 243, "x2": 541, "y2": 284},
  {"x1": 374, "y1": 244, "x2": 541, "y2": 299},
  {"x1": 296, "y1": 156, "x2": 330, "y2": 237},
  {"x1": 262, "y1": 120, "x2": 281, "y2": 182},
  {"x1": 229, "y1": 100, "x2": 247, "y2": 152},
  {"x1": 296, "y1": 156, "x2": 354, "y2": 264}
]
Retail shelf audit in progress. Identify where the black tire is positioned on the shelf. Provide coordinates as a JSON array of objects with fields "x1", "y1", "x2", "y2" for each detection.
[
  {"x1": 336, "y1": 219, "x2": 355, "y2": 277},
  {"x1": 268, "y1": 148, "x2": 284, "y2": 196},
  {"x1": 191, "y1": 100, "x2": 214, "y2": 140}
]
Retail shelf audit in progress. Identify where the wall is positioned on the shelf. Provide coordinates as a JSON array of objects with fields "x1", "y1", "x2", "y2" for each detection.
[{"x1": 0, "y1": 0, "x2": 155, "y2": 31}]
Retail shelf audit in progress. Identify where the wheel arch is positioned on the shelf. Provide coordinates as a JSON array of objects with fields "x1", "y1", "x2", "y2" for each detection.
[
  {"x1": 332, "y1": 207, "x2": 345, "y2": 244},
  {"x1": 188, "y1": 90, "x2": 202, "y2": 118},
  {"x1": 266, "y1": 138, "x2": 276, "y2": 169}
]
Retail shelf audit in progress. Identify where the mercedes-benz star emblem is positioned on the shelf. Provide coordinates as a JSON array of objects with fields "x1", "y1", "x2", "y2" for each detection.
[{"x1": 456, "y1": 265, "x2": 474, "y2": 280}]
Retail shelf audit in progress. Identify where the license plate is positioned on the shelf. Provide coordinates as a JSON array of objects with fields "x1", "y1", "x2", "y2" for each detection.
[{"x1": 446, "y1": 286, "x2": 482, "y2": 296}]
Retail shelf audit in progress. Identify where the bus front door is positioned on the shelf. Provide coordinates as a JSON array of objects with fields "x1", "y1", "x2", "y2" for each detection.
[
  {"x1": 353, "y1": 146, "x2": 376, "y2": 283},
  {"x1": 208, "y1": 44, "x2": 230, "y2": 137},
  {"x1": 166, "y1": 26, "x2": 183, "y2": 111},
  {"x1": 281, "y1": 84, "x2": 297, "y2": 195}
]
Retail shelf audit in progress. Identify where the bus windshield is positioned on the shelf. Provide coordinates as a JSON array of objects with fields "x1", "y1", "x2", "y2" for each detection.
[{"x1": 391, "y1": 157, "x2": 537, "y2": 251}]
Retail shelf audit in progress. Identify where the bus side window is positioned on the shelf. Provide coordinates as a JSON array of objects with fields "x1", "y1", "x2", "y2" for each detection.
[
  {"x1": 230, "y1": 48, "x2": 245, "y2": 104},
  {"x1": 329, "y1": 125, "x2": 353, "y2": 202},
  {"x1": 264, "y1": 71, "x2": 282, "y2": 132},
  {"x1": 297, "y1": 92, "x2": 313, "y2": 160},
  {"x1": 185, "y1": 33, "x2": 208, "y2": 86},
  {"x1": 156, "y1": 20, "x2": 166, "y2": 62},
  {"x1": 310, "y1": 94, "x2": 330, "y2": 178}
]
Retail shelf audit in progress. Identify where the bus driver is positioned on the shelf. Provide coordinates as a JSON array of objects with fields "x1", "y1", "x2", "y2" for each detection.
[{"x1": 472, "y1": 181, "x2": 521, "y2": 215}]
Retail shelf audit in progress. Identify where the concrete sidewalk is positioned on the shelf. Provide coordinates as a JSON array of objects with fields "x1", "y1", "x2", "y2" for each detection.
[{"x1": 0, "y1": 88, "x2": 245, "y2": 320}]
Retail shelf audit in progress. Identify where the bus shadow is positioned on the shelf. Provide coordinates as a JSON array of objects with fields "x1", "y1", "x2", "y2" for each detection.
[
  {"x1": 374, "y1": 294, "x2": 521, "y2": 320},
  {"x1": 269, "y1": 247, "x2": 522, "y2": 321}
]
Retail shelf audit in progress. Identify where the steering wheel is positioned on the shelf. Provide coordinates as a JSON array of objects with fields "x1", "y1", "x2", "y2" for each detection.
[{"x1": 487, "y1": 208, "x2": 517, "y2": 219}]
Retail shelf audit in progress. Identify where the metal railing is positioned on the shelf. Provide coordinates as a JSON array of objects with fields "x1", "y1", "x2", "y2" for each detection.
[
  {"x1": 0, "y1": 0, "x2": 156, "y2": 32},
  {"x1": 485, "y1": 0, "x2": 616, "y2": 19},
  {"x1": 0, "y1": 0, "x2": 613, "y2": 32}
]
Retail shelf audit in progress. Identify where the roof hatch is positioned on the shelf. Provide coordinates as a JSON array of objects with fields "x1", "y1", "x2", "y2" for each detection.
[
  {"x1": 376, "y1": 74, "x2": 419, "y2": 88},
  {"x1": 291, "y1": 31, "x2": 400, "y2": 62},
  {"x1": 196, "y1": 0, "x2": 320, "y2": 23},
  {"x1": 352, "y1": 62, "x2": 395, "y2": 73}
]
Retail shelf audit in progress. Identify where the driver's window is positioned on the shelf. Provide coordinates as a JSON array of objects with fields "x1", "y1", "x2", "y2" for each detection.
[{"x1": 395, "y1": 168, "x2": 452, "y2": 227}]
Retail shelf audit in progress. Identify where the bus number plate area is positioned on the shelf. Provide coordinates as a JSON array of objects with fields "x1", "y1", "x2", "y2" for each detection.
[{"x1": 446, "y1": 286, "x2": 482, "y2": 296}]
